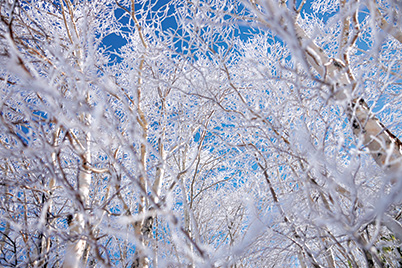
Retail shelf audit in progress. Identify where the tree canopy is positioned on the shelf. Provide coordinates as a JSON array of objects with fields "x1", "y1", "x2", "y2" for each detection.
[{"x1": 0, "y1": 0, "x2": 402, "y2": 267}]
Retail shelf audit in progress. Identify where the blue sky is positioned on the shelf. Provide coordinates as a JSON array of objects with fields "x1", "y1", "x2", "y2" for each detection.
[
  {"x1": 101, "y1": 1, "x2": 177, "y2": 62},
  {"x1": 101, "y1": 0, "x2": 372, "y2": 62}
]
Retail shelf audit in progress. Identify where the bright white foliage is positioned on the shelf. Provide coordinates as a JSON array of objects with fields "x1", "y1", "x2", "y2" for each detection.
[{"x1": 0, "y1": 0, "x2": 402, "y2": 267}]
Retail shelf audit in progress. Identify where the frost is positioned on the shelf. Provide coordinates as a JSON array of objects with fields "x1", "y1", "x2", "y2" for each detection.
[{"x1": 0, "y1": 0, "x2": 402, "y2": 267}]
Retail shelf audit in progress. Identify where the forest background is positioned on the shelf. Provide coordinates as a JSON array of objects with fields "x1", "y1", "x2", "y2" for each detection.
[{"x1": 1, "y1": 0, "x2": 402, "y2": 267}]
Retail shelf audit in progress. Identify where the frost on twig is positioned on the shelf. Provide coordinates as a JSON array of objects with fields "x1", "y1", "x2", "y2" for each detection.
[{"x1": 1, "y1": 0, "x2": 402, "y2": 267}]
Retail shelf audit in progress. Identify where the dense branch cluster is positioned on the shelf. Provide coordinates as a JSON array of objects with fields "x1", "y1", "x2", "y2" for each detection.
[{"x1": 0, "y1": 0, "x2": 402, "y2": 267}]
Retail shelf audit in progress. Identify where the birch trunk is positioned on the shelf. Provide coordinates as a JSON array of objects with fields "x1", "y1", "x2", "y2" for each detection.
[
  {"x1": 63, "y1": 130, "x2": 91, "y2": 268},
  {"x1": 127, "y1": 0, "x2": 152, "y2": 264},
  {"x1": 290, "y1": 2, "x2": 402, "y2": 264},
  {"x1": 249, "y1": 0, "x2": 402, "y2": 265},
  {"x1": 292, "y1": 12, "x2": 402, "y2": 174}
]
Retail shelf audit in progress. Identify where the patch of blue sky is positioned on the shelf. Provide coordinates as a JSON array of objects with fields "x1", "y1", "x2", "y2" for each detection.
[
  {"x1": 102, "y1": 0, "x2": 270, "y2": 66},
  {"x1": 32, "y1": 110, "x2": 48, "y2": 121},
  {"x1": 299, "y1": 0, "x2": 373, "y2": 56},
  {"x1": 108, "y1": 202, "x2": 125, "y2": 218},
  {"x1": 102, "y1": 0, "x2": 178, "y2": 61},
  {"x1": 2, "y1": 94, "x2": 54, "y2": 147},
  {"x1": 15, "y1": 126, "x2": 30, "y2": 146}
]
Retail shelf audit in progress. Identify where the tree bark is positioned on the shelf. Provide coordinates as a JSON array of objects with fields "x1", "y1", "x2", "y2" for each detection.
[{"x1": 63, "y1": 130, "x2": 92, "y2": 268}]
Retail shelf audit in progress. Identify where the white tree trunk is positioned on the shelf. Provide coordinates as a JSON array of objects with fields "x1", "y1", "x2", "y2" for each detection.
[
  {"x1": 63, "y1": 130, "x2": 91, "y2": 268},
  {"x1": 294, "y1": 22, "x2": 402, "y2": 172}
]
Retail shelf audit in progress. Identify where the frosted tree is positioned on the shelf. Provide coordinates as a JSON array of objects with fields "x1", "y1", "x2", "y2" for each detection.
[{"x1": 0, "y1": 0, "x2": 402, "y2": 267}]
